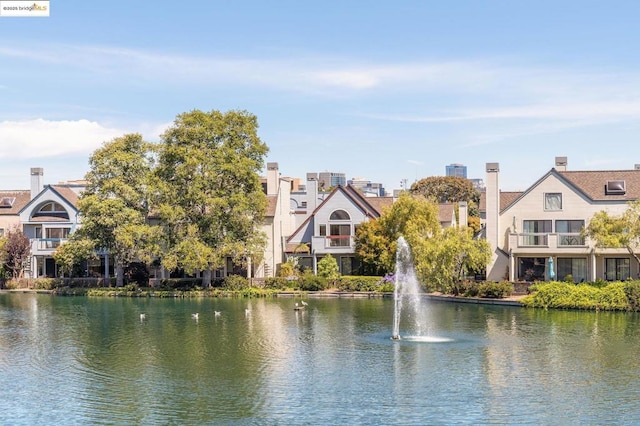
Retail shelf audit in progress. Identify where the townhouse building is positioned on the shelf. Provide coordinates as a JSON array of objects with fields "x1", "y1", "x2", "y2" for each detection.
[
  {"x1": 485, "y1": 157, "x2": 640, "y2": 283},
  {"x1": 0, "y1": 168, "x2": 83, "y2": 278}
]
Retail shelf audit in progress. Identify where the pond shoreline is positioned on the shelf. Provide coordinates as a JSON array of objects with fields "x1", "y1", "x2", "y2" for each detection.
[{"x1": 0, "y1": 288, "x2": 525, "y2": 306}]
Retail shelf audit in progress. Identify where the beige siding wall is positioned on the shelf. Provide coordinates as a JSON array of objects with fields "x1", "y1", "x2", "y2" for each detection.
[
  {"x1": 496, "y1": 173, "x2": 634, "y2": 281},
  {"x1": 0, "y1": 216, "x2": 21, "y2": 235}
]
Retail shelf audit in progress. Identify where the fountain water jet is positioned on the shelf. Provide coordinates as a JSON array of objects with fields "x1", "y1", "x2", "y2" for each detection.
[
  {"x1": 391, "y1": 236, "x2": 422, "y2": 340},
  {"x1": 391, "y1": 236, "x2": 453, "y2": 342}
]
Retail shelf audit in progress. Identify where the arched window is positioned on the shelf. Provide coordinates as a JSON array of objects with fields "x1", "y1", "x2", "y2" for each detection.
[
  {"x1": 325, "y1": 209, "x2": 351, "y2": 247},
  {"x1": 330, "y1": 209, "x2": 350, "y2": 221},
  {"x1": 33, "y1": 201, "x2": 69, "y2": 220}
]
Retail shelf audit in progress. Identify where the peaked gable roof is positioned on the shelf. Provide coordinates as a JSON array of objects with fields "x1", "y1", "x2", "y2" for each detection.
[
  {"x1": 51, "y1": 185, "x2": 80, "y2": 208},
  {"x1": 481, "y1": 168, "x2": 640, "y2": 214},
  {"x1": 286, "y1": 184, "x2": 386, "y2": 245},
  {"x1": 19, "y1": 185, "x2": 80, "y2": 217}
]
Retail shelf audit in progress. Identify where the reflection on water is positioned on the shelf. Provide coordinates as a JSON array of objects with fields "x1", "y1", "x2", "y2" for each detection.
[{"x1": 1, "y1": 294, "x2": 640, "y2": 424}]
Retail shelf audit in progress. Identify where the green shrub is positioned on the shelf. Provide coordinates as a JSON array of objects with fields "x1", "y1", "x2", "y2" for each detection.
[
  {"x1": 278, "y1": 262, "x2": 297, "y2": 279},
  {"x1": 459, "y1": 280, "x2": 480, "y2": 297},
  {"x1": 564, "y1": 274, "x2": 574, "y2": 284},
  {"x1": 299, "y1": 271, "x2": 327, "y2": 291},
  {"x1": 4, "y1": 280, "x2": 18, "y2": 289},
  {"x1": 33, "y1": 278, "x2": 62, "y2": 290},
  {"x1": 155, "y1": 278, "x2": 201, "y2": 291},
  {"x1": 521, "y1": 281, "x2": 628, "y2": 310},
  {"x1": 335, "y1": 276, "x2": 385, "y2": 292},
  {"x1": 122, "y1": 283, "x2": 139, "y2": 292},
  {"x1": 624, "y1": 280, "x2": 640, "y2": 311},
  {"x1": 476, "y1": 281, "x2": 514, "y2": 298},
  {"x1": 592, "y1": 278, "x2": 608, "y2": 288},
  {"x1": 224, "y1": 275, "x2": 250, "y2": 291},
  {"x1": 317, "y1": 254, "x2": 340, "y2": 284},
  {"x1": 263, "y1": 277, "x2": 290, "y2": 290}
]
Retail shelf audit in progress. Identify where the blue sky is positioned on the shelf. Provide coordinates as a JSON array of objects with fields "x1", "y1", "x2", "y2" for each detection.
[{"x1": 2, "y1": 1, "x2": 640, "y2": 192}]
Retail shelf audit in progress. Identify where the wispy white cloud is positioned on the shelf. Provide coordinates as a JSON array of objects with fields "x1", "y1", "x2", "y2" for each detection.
[
  {"x1": 0, "y1": 119, "x2": 167, "y2": 159},
  {"x1": 0, "y1": 119, "x2": 121, "y2": 158},
  {"x1": 4, "y1": 42, "x2": 640, "y2": 159},
  {"x1": 0, "y1": 44, "x2": 526, "y2": 94},
  {"x1": 3, "y1": 42, "x2": 640, "y2": 106},
  {"x1": 371, "y1": 101, "x2": 640, "y2": 123}
]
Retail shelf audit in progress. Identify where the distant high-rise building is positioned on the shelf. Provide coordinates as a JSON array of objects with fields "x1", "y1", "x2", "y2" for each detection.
[
  {"x1": 469, "y1": 178, "x2": 485, "y2": 191},
  {"x1": 318, "y1": 172, "x2": 346, "y2": 189},
  {"x1": 446, "y1": 163, "x2": 467, "y2": 178},
  {"x1": 348, "y1": 177, "x2": 386, "y2": 197}
]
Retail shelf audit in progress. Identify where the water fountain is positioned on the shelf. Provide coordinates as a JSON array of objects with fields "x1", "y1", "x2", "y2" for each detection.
[{"x1": 392, "y1": 236, "x2": 452, "y2": 342}]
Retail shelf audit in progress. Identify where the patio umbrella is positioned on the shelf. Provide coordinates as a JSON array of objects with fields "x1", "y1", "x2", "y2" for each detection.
[{"x1": 548, "y1": 257, "x2": 555, "y2": 281}]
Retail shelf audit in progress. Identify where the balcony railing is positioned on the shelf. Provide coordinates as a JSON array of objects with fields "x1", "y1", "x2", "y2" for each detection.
[
  {"x1": 511, "y1": 232, "x2": 587, "y2": 250},
  {"x1": 558, "y1": 233, "x2": 585, "y2": 246},
  {"x1": 327, "y1": 235, "x2": 351, "y2": 247},
  {"x1": 519, "y1": 233, "x2": 548, "y2": 247},
  {"x1": 34, "y1": 238, "x2": 67, "y2": 250},
  {"x1": 311, "y1": 235, "x2": 354, "y2": 252}
]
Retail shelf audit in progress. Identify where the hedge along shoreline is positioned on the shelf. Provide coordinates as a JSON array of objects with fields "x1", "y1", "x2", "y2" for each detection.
[
  {"x1": 4, "y1": 275, "x2": 516, "y2": 300},
  {"x1": 521, "y1": 280, "x2": 640, "y2": 311}
]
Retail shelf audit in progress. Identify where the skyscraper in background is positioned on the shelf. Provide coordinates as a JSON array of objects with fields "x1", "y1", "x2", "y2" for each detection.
[
  {"x1": 446, "y1": 163, "x2": 467, "y2": 178},
  {"x1": 318, "y1": 171, "x2": 346, "y2": 189}
]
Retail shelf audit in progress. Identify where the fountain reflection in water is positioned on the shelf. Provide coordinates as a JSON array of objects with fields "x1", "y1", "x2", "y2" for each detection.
[{"x1": 391, "y1": 236, "x2": 452, "y2": 342}]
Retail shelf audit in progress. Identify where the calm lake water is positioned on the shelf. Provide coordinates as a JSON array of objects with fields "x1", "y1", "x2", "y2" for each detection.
[{"x1": 1, "y1": 293, "x2": 640, "y2": 425}]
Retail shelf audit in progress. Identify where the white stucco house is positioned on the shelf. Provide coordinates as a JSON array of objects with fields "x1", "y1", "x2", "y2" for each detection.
[{"x1": 285, "y1": 176, "x2": 394, "y2": 275}]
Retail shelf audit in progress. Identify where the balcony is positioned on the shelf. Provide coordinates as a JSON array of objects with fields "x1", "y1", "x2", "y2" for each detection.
[
  {"x1": 32, "y1": 238, "x2": 67, "y2": 253},
  {"x1": 311, "y1": 235, "x2": 354, "y2": 254},
  {"x1": 558, "y1": 233, "x2": 585, "y2": 246},
  {"x1": 518, "y1": 233, "x2": 548, "y2": 247},
  {"x1": 509, "y1": 233, "x2": 587, "y2": 253}
]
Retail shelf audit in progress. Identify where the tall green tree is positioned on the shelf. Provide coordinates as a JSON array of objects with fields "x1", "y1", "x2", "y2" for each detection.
[
  {"x1": 427, "y1": 227, "x2": 491, "y2": 294},
  {"x1": 584, "y1": 200, "x2": 640, "y2": 274},
  {"x1": 154, "y1": 109, "x2": 268, "y2": 286},
  {"x1": 355, "y1": 192, "x2": 491, "y2": 292},
  {"x1": 52, "y1": 238, "x2": 97, "y2": 277},
  {"x1": 355, "y1": 192, "x2": 441, "y2": 278},
  {"x1": 73, "y1": 133, "x2": 157, "y2": 286}
]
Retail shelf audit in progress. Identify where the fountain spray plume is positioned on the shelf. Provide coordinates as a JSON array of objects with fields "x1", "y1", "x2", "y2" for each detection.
[{"x1": 392, "y1": 236, "x2": 423, "y2": 340}]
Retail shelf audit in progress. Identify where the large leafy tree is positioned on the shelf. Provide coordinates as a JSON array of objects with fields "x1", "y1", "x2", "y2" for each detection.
[
  {"x1": 52, "y1": 238, "x2": 97, "y2": 278},
  {"x1": 72, "y1": 133, "x2": 158, "y2": 286},
  {"x1": 427, "y1": 227, "x2": 491, "y2": 294},
  {"x1": 584, "y1": 200, "x2": 640, "y2": 275},
  {"x1": 410, "y1": 176, "x2": 481, "y2": 226},
  {"x1": 355, "y1": 192, "x2": 441, "y2": 279},
  {"x1": 154, "y1": 109, "x2": 268, "y2": 286},
  {"x1": 355, "y1": 192, "x2": 491, "y2": 292},
  {"x1": 410, "y1": 176, "x2": 478, "y2": 203}
]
